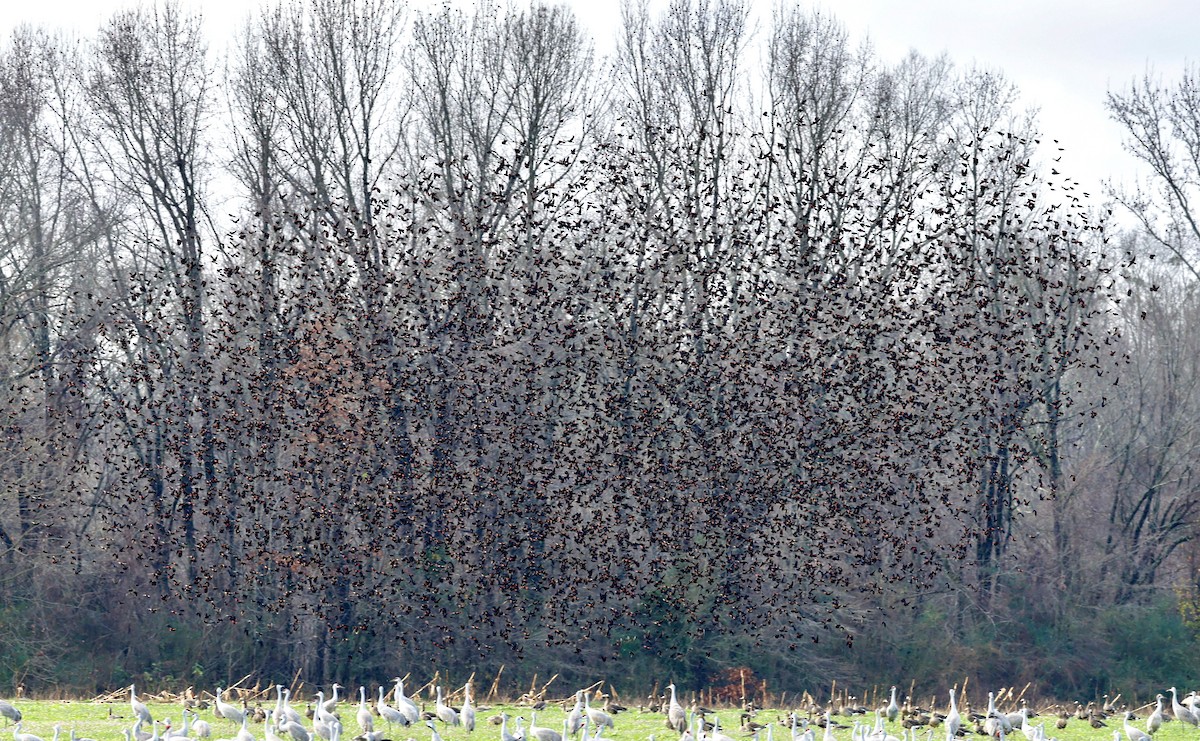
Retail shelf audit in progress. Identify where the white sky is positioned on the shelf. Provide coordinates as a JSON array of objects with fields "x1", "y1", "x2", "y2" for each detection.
[{"x1": 0, "y1": 0, "x2": 1191, "y2": 205}]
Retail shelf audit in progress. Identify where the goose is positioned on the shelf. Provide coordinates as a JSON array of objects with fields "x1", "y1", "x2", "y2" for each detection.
[
  {"x1": 945, "y1": 691, "x2": 961, "y2": 740},
  {"x1": 583, "y1": 694, "x2": 613, "y2": 731},
  {"x1": 886, "y1": 690, "x2": 900, "y2": 724},
  {"x1": 567, "y1": 695, "x2": 584, "y2": 738},
  {"x1": 216, "y1": 691, "x2": 246, "y2": 727},
  {"x1": 1148, "y1": 696, "x2": 1164, "y2": 735},
  {"x1": 667, "y1": 686, "x2": 686, "y2": 735},
  {"x1": 435, "y1": 688, "x2": 458, "y2": 727},
  {"x1": 527, "y1": 713, "x2": 562, "y2": 741},
  {"x1": 461, "y1": 685, "x2": 475, "y2": 733},
  {"x1": 0, "y1": 702, "x2": 20, "y2": 727},
  {"x1": 1121, "y1": 714, "x2": 1149, "y2": 741},
  {"x1": 356, "y1": 689, "x2": 374, "y2": 734},
  {"x1": 376, "y1": 688, "x2": 406, "y2": 729},
  {"x1": 391, "y1": 681, "x2": 420, "y2": 726},
  {"x1": 133, "y1": 687, "x2": 154, "y2": 725}
]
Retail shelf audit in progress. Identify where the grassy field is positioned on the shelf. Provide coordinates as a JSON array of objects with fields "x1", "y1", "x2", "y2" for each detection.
[{"x1": 0, "y1": 699, "x2": 1191, "y2": 741}]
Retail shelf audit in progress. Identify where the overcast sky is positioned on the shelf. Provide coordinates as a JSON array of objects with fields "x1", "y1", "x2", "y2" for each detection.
[{"x1": 0, "y1": 0, "x2": 1190, "y2": 204}]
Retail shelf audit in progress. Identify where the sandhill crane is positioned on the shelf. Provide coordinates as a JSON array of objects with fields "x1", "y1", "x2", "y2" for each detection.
[
  {"x1": 376, "y1": 688, "x2": 406, "y2": 729},
  {"x1": 1148, "y1": 696, "x2": 1165, "y2": 735},
  {"x1": 527, "y1": 713, "x2": 562, "y2": 741},
  {"x1": 886, "y1": 690, "x2": 900, "y2": 724},
  {"x1": 583, "y1": 694, "x2": 613, "y2": 731},
  {"x1": 1125, "y1": 714, "x2": 1151, "y2": 741},
  {"x1": 500, "y1": 715, "x2": 519, "y2": 741},
  {"x1": 277, "y1": 719, "x2": 309, "y2": 741},
  {"x1": 567, "y1": 694, "x2": 584, "y2": 738},
  {"x1": 132, "y1": 687, "x2": 153, "y2": 725},
  {"x1": 710, "y1": 716, "x2": 736, "y2": 741},
  {"x1": 426, "y1": 721, "x2": 444, "y2": 741},
  {"x1": 513, "y1": 717, "x2": 527, "y2": 741},
  {"x1": 236, "y1": 718, "x2": 255, "y2": 741},
  {"x1": 322, "y1": 688, "x2": 342, "y2": 716},
  {"x1": 70, "y1": 730, "x2": 97, "y2": 741},
  {"x1": 190, "y1": 712, "x2": 211, "y2": 740},
  {"x1": 356, "y1": 688, "x2": 373, "y2": 734},
  {"x1": 667, "y1": 686, "x2": 686, "y2": 735},
  {"x1": 391, "y1": 681, "x2": 419, "y2": 726},
  {"x1": 1171, "y1": 689, "x2": 1197, "y2": 728},
  {"x1": 0, "y1": 702, "x2": 20, "y2": 727},
  {"x1": 216, "y1": 690, "x2": 245, "y2": 727},
  {"x1": 13, "y1": 724, "x2": 42, "y2": 741},
  {"x1": 945, "y1": 690, "x2": 961, "y2": 740},
  {"x1": 435, "y1": 688, "x2": 459, "y2": 727},
  {"x1": 276, "y1": 691, "x2": 302, "y2": 729},
  {"x1": 262, "y1": 716, "x2": 285, "y2": 741},
  {"x1": 461, "y1": 684, "x2": 475, "y2": 733},
  {"x1": 165, "y1": 713, "x2": 192, "y2": 740}
]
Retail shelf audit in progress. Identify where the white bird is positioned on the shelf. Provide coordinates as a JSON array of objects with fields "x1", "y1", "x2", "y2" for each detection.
[
  {"x1": 0, "y1": 702, "x2": 21, "y2": 727},
  {"x1": 1125, "y1": 714, "x2": 1151, "y2": 741},
  {"x1": 132, "y1": 687, "x2": 153, "y2": 725},
  {"x1": 392, "y1": 681, "x2": 420, "y2": 726},
  {"x1": 435, "y1": 688, "x2": 459, "y2": 727},
  {"x1": 945, "y1": 690, "x2": 961, "y2": 740},
  {"x1": 24, "y1": 729, "x2": 45, "y2": 741},
  {"x1": 582, "y1": 694, "x2": 612, "y2": 732},
  {"x1": 215, "y1": 690, "x2": 245, "y2": 727},
  {"x1": 886, "y1": 689, "x2": 900, "y2": 724},
  {"x1": 1171, "y1": 689, "x2": 1197, "y2": 728},
  {"x1": 666, "y1": 686, "x2": 685, "y2": 735},
  {"x1": 461, "y1": 684, "x2": 475, "y2": 733},
  {"x1": 356, "y1": 688, "x2": 373, "y2": 735},
  {"x1": 527, "y1": 714, "x2": 561, "y2": 741}
]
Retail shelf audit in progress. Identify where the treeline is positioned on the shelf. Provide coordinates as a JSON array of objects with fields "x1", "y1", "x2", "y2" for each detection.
[{"x1": 0, "y1": 0, "x2": 1196, "y2": 699}]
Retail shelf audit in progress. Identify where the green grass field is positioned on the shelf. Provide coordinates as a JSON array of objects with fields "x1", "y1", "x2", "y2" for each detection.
[{"x1": 0, "y1": 700, "x2": 1192, "y2": 741}]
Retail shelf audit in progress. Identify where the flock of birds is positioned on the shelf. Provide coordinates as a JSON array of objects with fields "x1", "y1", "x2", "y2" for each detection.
[{"x1": 1, "y1": 683, "x2": 1200, "y2": 741}]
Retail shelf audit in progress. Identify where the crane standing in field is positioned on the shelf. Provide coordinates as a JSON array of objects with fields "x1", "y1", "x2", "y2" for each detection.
[
  {"x1": 666, "y1": 685, "x2": 686, "y2": 735},
  {"x1": 0, "y1": 701, "x2": 20, "y2": 727}
]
